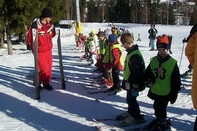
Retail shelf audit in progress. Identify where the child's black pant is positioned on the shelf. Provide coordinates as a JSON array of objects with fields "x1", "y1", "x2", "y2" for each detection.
[
  {"x1": 153, "y1": 99, "x2": 168, "y2": 119},
  {"x1": 126, "y1": 92, "x2": 141, "y2": 120},
  {"x1": 112, "y1": 68, "x2": 120, "y2": 90}
]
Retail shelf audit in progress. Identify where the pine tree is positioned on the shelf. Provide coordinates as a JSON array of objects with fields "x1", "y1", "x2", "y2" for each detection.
[{"x1": 0, "y1": 0, "x2": 66, "y2": 55}]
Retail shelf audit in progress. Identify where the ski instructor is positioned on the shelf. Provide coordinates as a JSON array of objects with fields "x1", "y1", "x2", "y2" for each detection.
[{"x1": 26, "y1": 7, "x2": 55, "y2": 90}]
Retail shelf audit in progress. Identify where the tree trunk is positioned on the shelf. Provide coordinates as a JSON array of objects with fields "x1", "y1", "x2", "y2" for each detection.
[
  {"x1": 7, "y1": 34, "x2": 13, "y2": 55},
  {"x1": 0, "y1": 37, "x2": 4, "y2": 48}
]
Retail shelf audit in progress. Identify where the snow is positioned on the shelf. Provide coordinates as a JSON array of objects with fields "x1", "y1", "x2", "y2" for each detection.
[{"x1": 0, "y1": 23, "x2": 194, "y2": 131}]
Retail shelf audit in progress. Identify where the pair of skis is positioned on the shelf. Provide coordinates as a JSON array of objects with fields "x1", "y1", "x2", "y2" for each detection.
[
  {"x1": 93, "y1": 118, "x2": 172, "y2": 131},
  {"x1": 32, "y1": 23, "x2": 66, "y2": 100},
  {"x1": 93, "y1": 117, "x2": 147, "y2": 131}
]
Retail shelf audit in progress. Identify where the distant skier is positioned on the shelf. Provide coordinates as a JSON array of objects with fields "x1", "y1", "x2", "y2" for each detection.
[
  {"x1": 26, "y1": 7, "x2": 55, "y2": 90},
  {"x1": 136, "y1": 33, "x2": 141, "y2": 41},
  {"x1": 148, "y1": 24, "x2": 158, "y2": 51}
]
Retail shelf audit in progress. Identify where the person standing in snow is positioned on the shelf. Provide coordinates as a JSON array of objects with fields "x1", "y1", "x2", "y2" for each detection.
[
  {"x1": 148, "y1": 24, "x2": 158, "y2": 51},
  {"x1": 104, "y1": 34, "x2": 123, "y2": 94},
  {"x1": 102, "y1": 28, "x2": 114, "y2": 88},
  {"x1": 89, "y1": 30, "x2": 99, "y2": 51},
  {"x1": 136, "y1": 33, "x2": 141, "y2": 41},
  {"x1": 77, "y1": 33, "x2": 86, "y2": 52},
  {"x1": 86, "y1": 36, "x2": 97, "y2": 66},
  {"x1": 144, "y1": 34, "x2": 181, "y2": 131},
  {"x1": 185, "y1": 23, "x2": 197, "y2": 131},
  {"x1": 95, "y1": 31, "x2": 107, "y2": 72},
  {"x1": 26, "y1": 7, "x2": 55, "y2": 90},
  {"x1": 116, "y1": 32, "x2": 146, "y2": 126}
]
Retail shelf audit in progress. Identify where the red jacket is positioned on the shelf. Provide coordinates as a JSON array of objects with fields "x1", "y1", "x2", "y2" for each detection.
[
  {"x1": 26, "y1": 18, "x2": 55, "y2": 53},
  {"x1": 105, "y1": 42, "x2": 123, "y2": 71}
]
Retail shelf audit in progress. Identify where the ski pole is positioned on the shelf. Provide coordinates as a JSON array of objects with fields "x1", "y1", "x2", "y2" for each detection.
[
  {"x1": 55, "y1": 23, "x2": 66, "y2": 89},
  {"x1": 179, "y1": 40, "x2": 186, "y2": 68},
  {"x1": 32, "y1": 22, "x2": 40, "y2": 100}
]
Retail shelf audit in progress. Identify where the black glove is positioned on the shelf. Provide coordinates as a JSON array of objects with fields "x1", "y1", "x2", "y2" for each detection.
[
  {"x1": 53, "y1": 22, "x2": 60, "y2": 27},
  {"x1": 26, "y1": 45, "x2": 32, "y2": 50},
  {"x1": 31, "y1": 21, "x2": 37, "y2": 28},
  {"x1": 170, "y1": 94, "x2": 178, "y2": 104},
  {"x1": 182, "y1": 38, "x2": 188, "y2": 43},
  {"x1": 145, "y1": 79, "x2": 153, "y2": 88}
]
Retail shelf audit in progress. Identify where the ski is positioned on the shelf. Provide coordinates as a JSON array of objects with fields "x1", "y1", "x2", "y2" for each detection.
[
  {"x1": 127, "y1": 126, "x2": 172, "y2": 131},
  {"x1": 93, "y1": 118, "x2": 117, "y2": 123},
  {"x1": 82, "y1": 77, "x2": 104, "y2": 83},
  {"x1": 95, "y1": 125, "x2": 114, "y2": 131},
  {"x1": 79, "y1": 83, "x2": 99, "y2": 90},
  {"x1": 79, "y1": 83, "x2": 106, "y2": 90},
  {"x1": 84, "y1": 81, "x2": 105, "y2": 86},
  {"x1": 95, "y1": 120, "x2": 147, "y2": 131},
  {"x1": 95, "y1": 89, "x2": 125, "y2": 102},
  {"x1": 88, "y1": 89, "x2": 110, "y2": 94},
  {"x1": 126, "y1": 118, "x2": 172, "y2": 131}
]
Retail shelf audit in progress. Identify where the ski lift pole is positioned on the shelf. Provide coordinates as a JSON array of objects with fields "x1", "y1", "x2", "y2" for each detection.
[
  {"x1": 55, "y1": 24, "x2": 66, "y2": 89},
  {"x1": 179, "y1": 40, "x2": 186, "y2": 68},
  {"x1": 32, "y1": 23, "x2": 40, "y2": 100}
]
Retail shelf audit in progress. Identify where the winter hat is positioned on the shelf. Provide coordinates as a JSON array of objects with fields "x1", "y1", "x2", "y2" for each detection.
[
  {"x1": 108, "y1": 34, "x2": 117, "y2": 43},
  {"x1": 89, "y1": 30, "x2": 96, "y2": 36},
  {"x1": 104, "y1": 28, "x2": 112, "y2": 38},
  {"x1": 156, "y1": 34, "x2": 169, "y2": 49},
  {"x1": 40, "y1": 7, "x2": 52, "y2": 18}
]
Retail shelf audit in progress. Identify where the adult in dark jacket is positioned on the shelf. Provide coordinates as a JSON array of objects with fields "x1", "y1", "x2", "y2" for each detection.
[
  {"x1": 148, "y1": 24, "x2": 158, "y2": 51},
  {"x1": 116, "y1": 32, "x2": 145, "y2": 126},
  {"x1": 143, "y1": 34, "x2": 181, "y2": 131}
]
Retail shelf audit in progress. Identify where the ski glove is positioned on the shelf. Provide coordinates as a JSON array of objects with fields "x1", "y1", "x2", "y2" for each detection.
[
  {"x1": 145, "y1": 79, "x2": 154, "y2": 88},
  {"x1": 182, "y1": 38, "x2": 188, "y2": 43},
  {"x1": 53, "y1": 22, "x2": 60, "y2": 27},
  {"x1": 170, "y1": 94, "x2": 178, "y2": 104}
]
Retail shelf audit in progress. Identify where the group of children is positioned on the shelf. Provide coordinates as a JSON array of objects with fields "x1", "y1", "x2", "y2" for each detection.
[
  {"x1": 115, "y1": 33, "x2": 181, "y2": 131},
  {"x1": 74, "y1": 26, "x2": 181, "y2": 131},
  {"x1": 74, "y1": 27, "x2": 124, "y2": 93}
]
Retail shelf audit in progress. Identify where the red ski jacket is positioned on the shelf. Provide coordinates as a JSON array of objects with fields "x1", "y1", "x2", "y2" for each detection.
[{"x1": 26, "y1": 18, "x2": 55, "y2": 53}]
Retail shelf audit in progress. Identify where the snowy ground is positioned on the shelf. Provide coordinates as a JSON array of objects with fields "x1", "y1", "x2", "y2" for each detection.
[{"x1": 0, "y1": 23, "x2": 195, "y2": 131}]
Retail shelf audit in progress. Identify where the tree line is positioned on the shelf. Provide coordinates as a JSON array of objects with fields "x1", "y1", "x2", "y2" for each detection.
[
  {"x1": 81, "y1": 0, "x2": 196, "y2": 25},
  {"x1": 0, "y1": 0, "x2": 196, "y2": 55}
]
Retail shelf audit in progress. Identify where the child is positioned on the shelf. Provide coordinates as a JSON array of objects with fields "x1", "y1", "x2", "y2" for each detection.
[
  {"x1": 102, "y1": 29, "x2": 114, "y2": 88},
  {"x1": 87, "y1": 36, "x2": 97, "y2": 66},
  {"x1": 144, "y1": 34, "x2": 181, "y2": 131},
  {"x1": 116, "y1": 32, "x2": 146, "y2": 126},
  {"x1": 78, "y1": 33, "x2": 86, "y2": 52},
  {"x1": 104, "y1": 34, "x2": 123, "y2": 94},
  {"x1": 95, "y1": 31, "x2": 107, "y2": 72}
]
